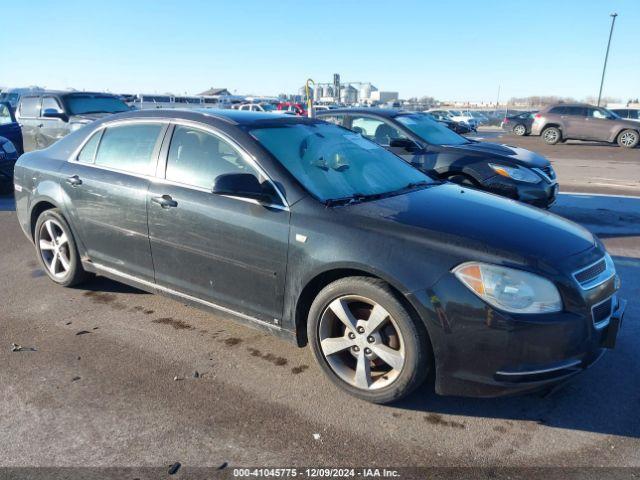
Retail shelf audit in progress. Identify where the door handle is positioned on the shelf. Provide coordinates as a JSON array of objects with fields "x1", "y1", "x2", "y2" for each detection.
[
  {"x1": 37, "y1": 123, "x2": 44, "y2": 128},
  {"x1": 65, "y1": 175, "x2": 82, "y2": 187},
  {"x1": 151, "y1": 194, "x2": 178, "y2": 208}
]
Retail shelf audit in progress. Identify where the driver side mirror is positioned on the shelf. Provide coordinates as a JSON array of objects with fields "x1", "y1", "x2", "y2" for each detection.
[
  {"x1": 42, "y1": 108, "x2": 68, "y2": 121},
  {"x1": 389, "y1": 138, "x2": 422, "y2": 153},
  {"x1": 212, "y1": 173, "x2": 269, "y2": 203}
]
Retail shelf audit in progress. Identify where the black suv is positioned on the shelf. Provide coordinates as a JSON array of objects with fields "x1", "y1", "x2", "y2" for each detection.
[
  {"x1": 317, "y1": 109, "x2": 558, "y2": 208},
  {"x1": 16, "y1": 91, "x2": 130, "y2": 152}
]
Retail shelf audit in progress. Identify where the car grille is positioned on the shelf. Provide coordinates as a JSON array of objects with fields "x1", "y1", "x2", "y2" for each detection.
[
  {"x1": 592, "y1": 296, "x2": 614, "y2": 329},
  {"x1": 575, "y1": 258, "x2": 607, "y2": 285}
]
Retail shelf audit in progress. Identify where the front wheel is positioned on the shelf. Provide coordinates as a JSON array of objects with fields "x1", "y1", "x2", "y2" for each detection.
[
  {"x1": 542, "y1": 127, "x2": 562, "y2": 145},
  {"x1": 34, "y1": 208, "x2": 90, "y2": 287},
  {"x1": 307, "y1": 277, "x2": 431, "y2": 404},
  {"x1": 617, "y1": 129, "x2": 639, "y2": 148}
]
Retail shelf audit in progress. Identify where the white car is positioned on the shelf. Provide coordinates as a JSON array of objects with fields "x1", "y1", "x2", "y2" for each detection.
[
  {"x1": 428, "y1": 109, "x2": 478, "y2": 130},
  {"x1": 611, "y1": 108, "x2": 640, "y2": 123},
  {"x1": 236, "y1": 103, "x2": 284, "y2": 113}
]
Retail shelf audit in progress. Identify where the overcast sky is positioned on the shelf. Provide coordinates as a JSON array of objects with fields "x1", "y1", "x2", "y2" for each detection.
[{"x1": 3, "y1": 0, "x2": 638, "y2": 102}]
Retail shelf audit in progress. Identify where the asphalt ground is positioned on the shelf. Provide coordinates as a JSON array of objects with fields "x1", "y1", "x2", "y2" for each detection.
[{"x1": 0, "y1": 137, "x2": 639, "y2": 478}]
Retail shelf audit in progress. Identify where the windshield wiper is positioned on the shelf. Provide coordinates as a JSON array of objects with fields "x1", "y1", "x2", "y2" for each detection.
[{"x1": 324, "y1": 192, "x2": 384, "y2": 207}]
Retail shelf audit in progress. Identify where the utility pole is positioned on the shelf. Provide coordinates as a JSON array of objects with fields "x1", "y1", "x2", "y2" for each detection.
[{"x1": 597, "y1": 13, "x2": 618, "y2": 107}]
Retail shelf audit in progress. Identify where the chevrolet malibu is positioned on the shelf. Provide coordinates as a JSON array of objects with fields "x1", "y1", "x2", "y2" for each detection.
[{"x1": 14, "y1": 109, "x2": 625, "y2": 404}]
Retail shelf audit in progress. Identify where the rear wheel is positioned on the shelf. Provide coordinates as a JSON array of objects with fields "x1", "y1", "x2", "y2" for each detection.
[
  {"x1": 307, "y1": 277, "x2": 431, "y2": 404},
  {"x1": 617, "y1": 129, "x2": 639, "y2": 148},
  {"x1": 542, "y1": 127, "x2": 561, "y2": 145},
  {"x1": 513, "y1": 124, "x2": 527, "y2": 136},
  {"x1": 34, "y1": 209, "x2": 90, "y2": 287}
]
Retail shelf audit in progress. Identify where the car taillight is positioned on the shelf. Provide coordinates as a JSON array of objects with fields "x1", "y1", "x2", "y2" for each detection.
[
  {"x1": 502, "y1": 118, "x2": 509, "y2": 123},
  {"x1": 535, "y1": 114, "x2": 541, "y2": 119}
]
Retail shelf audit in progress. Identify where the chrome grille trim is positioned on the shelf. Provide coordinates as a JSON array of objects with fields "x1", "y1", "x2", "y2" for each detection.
[
  {"x1": 573, "y1": 255, "x2": 616, "y2": 290},
  {"x1": 591, "y1": 295, "x2": 615, "y2": 330}
]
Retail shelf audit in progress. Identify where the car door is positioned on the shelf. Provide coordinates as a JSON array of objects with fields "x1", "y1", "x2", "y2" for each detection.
[
  {"x1": 0, "y1": 102, "x2": 24, "y2": 155},
  {"x1": 147, "y1": 123, "x2": 290, "y2": 324},
  {"x1": 16, "y1": 96, "x2": 41, "y2": 152},
  {"x1": 39, "y1": 96, "x2": 69, "y2": 148},
  {"x1": 560, "y1": 106, "x2": 589, "y2": 139},
  {"x1": 584, "y1": 108, "x2": 615, "y2": 141},
  {"x1": 59, "y1": 122, "x2": 167, "y2": 281}
]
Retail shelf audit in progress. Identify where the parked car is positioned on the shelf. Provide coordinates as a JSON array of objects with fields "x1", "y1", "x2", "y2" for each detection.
[
  {"x1": 0, "y1": 101, "x2": 24, "y2": 155},
  {"x1": 0, "y1": 136, "x2": 19, "y2": 192},
  {"x1": 16, "y1": 91, "x2": 130, "y2": 152},
  {"x1": 317, "y1": 109, "x2": 558, "y2": 208},
  {"x1": 237, "y1": 103, "x2": 280, "y2": 113},
  {"x1": 15, "y1": 109, "x2": 624, "y2": 403},
  {"x1": 531, "y1": 104, "x2": 640, "y2": 148},
  {"x1": 429, "y1": 109, "x2": 478, "y2": 131},
  {"x1": 425, "y1": 112, "x2": 473, "y2": 134},
  {"x1": 501, "y1": 111, "x2": 537, "y2": 136},
  {"x1": 611, "y1": 108, "x2": 640, "y2": 123},
  {"x1": 277, "y1": 102, "x2": 306, "y2": 116}
]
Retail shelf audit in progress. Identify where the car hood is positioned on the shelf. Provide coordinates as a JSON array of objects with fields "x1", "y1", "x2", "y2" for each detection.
[
  {"x1": 443, "y1": 141, "x2": 550, "y2": 168},
  {"x1": 344, "y1": 183, "x2": 595, "y2": 262}
]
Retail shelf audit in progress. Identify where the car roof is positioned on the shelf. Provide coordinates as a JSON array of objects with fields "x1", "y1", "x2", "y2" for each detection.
[
  {"x1": 315, "y1": 108, "x2": 406, "y2": 117},
  {"x1": 104, "y1": 108, "x2": 322, "y2": 127},
  {"x1": 21, "y1": 90, "x2": 121, "y2": 98}
]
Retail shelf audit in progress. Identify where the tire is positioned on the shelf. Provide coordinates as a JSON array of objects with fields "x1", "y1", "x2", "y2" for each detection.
[
  {"x1": 34, "y1": 208, "x2": 90, "y2": 287},
  {"x1": 307, "y1": 277, "x2": 431, "y2": 404},
  {"x1": 542, "y1": 127, "x2": 561, "y2": 145},
  {"x1": 513, "y1": 124, "x2": 527, "y2": 136},
  {"x1": 617, "y1": 129, "x2": 639, "y2": 148}
]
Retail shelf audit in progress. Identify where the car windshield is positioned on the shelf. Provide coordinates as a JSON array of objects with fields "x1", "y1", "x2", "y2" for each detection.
[
  {"x1": 395, "y1": 114, "x2": 470, "y2": 146},
  {"x1": 250, "y1": 122, "x2": 433, "y2": 203},
  {"x1": 63, "y1": 95, "x2": 129, "y2": 115}
]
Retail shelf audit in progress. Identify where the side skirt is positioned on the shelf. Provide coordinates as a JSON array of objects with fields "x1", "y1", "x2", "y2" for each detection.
[{"x1": 81, "y1": 259, "x2": 298, "y2": 344}]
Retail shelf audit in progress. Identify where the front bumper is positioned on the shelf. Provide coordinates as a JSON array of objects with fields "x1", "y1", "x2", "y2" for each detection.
[
  {"x1": 481, "y1": 174, "x2": 558, "y2": 208},
  {"x1": 408, "y1": 264, "x2": 625, "y2": 398}
]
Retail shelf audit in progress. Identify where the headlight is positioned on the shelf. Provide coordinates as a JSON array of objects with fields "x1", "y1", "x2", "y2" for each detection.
[
  {"x1": 489, "y1": 164, "x2": 540, "y2": 183},
  {"x1": 2, "y1": 141, "x2": 16, "y2": 154},
  {"x1": 452, "y1": 262, "x2": 562, "y2": 314}
]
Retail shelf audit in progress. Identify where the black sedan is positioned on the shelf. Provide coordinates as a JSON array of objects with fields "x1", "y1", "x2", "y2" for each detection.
[
  {"x1": 317, "y1": 108, "x2": 558, "y2": 208},
  {"x1": 14, "y1": 109, "x2": 624, "y2": 403},
  {"x1": 501, "y1": 111, "x2": 536, "y2": 136}
]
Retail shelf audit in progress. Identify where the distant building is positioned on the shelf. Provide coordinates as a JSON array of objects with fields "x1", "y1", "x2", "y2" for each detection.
[
  {"x1": 197, "y1": 87, "x2": 231, "y2": 96},
  {"x1": 370, "y1": 91, "x2": 399, "y2": 103}
]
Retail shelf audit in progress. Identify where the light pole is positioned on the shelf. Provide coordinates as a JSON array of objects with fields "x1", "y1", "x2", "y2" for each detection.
[{"x1": 597, "y1": 12, "x2": 618, "y2": 107}]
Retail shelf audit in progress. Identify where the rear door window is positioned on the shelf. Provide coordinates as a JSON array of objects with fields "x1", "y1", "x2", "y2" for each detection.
[
  {"x1": 19, "y1": 97, "x2": 41, "y2": 118},
  {"x1": 94, "y1": 123, "x2": 163, "y2": 175}
]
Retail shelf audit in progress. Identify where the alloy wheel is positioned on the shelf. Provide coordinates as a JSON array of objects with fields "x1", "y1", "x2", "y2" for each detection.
[
  {"x1": 620, "y1": 131, "x2": 637, "y2": 147},
  {"x1": 318, "y1": 295, "x2": 405, "y2": 390},
  {"x1": 543, "y1": 129, "x2": 558, "y2": 143},
  {"x1": 38, "y1": 219, "x2": 71, "y2": 279},
  {"x1": 514, "y1": 124, "x2": 526, "y2": 136}
]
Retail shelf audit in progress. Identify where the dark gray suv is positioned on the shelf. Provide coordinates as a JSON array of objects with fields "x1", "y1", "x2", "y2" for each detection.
[
  {"x1": 16, "y1": 91, "x2": 130, "y2": 152},
  {"x1": 531, "y1": 103, "x2": 640, "y2": 148}
]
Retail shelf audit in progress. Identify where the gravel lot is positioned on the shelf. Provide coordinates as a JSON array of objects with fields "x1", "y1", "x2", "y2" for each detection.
[{"x1": 0, "y1": 138, "x2": 638, "y2": 478}]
